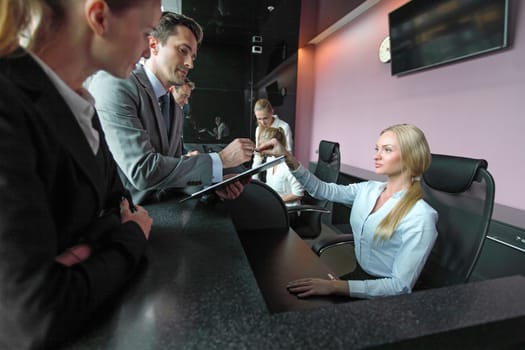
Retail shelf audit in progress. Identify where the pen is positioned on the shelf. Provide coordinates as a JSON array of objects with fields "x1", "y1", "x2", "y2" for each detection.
[{"x1": 122, "y1": 193, "x2": 137, "y2": 213}]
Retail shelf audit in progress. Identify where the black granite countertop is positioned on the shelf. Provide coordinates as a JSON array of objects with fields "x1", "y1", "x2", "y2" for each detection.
[{"x1": 63, "y1": 197, "x2": 525, "y2": 349}]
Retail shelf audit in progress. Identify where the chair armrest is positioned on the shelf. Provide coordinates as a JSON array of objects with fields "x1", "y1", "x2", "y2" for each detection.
[
  {"x1": 312, "y1": 234, "x2": 354, "y2": 256},
  {"x1": 287, "y1": 204, "x2": 331, "y2": 214}
]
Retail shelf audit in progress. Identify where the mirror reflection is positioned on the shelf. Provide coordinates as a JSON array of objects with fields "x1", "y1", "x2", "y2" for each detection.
[{"x1": 165, "y1": 0, "x2": 301, "y2": 148}]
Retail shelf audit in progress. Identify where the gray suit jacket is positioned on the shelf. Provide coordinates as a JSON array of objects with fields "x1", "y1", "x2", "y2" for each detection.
[{"x1": 88, "y1": 65, "x2": 213, "y2": 204}]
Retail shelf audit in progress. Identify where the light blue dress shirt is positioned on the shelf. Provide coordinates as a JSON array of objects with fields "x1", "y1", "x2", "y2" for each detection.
[{"x1": 292, "y1": 165, "x2": 438, "y2": 299}]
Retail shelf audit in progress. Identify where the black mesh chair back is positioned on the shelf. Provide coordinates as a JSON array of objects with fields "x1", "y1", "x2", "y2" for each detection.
[
  {"x1": 290, "y1": 140, "x2": 340, "y2": 238},
  {"x1": 225, "y1": 180, "x2": 289, "y2": 233},
  {"x1": 418, "y1": 154, "x2": 495, "y2": 288}
]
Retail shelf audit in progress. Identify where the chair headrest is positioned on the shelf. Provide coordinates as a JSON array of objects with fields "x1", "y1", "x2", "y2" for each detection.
[
  {"x1": 319, "y1": 140, "x2": 339, "y2": 163},
  {"x1": 423, "y1": 154, "x2": 488, "y2": 193}
]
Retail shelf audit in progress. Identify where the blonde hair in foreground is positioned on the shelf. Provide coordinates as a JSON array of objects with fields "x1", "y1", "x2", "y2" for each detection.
[
  {"x1": 0, "y1": 0, "x2": 39, "y2": 56},
  {"x1": 375, "y1": 124, "x2": 431, "y2": 240}
]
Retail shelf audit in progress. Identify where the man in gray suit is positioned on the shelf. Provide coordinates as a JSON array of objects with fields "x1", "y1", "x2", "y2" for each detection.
[
  {"x1": 172, "y1": 78, "x2": 194, "y2": 110},
  {"x1": 89, "y1": 12, "x2": 255, "y2": 204}
]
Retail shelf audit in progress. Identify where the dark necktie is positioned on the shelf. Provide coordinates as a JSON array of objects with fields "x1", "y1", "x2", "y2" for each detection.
[{"x1": 159, "y1": 93, "x2": 171, "y2": 131}]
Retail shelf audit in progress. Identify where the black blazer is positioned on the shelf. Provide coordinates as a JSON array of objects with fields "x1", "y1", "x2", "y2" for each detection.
[{"x1": 0, "y1": 51, "x2": 147, "y2": 349}]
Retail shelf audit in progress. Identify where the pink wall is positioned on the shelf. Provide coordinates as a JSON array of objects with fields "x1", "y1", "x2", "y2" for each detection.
[{"x1": 296, "y1": 0, "x2": 525, "y2": 210}]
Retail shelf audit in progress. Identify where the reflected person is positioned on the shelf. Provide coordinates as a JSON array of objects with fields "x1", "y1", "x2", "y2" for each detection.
[
  {"x1": 252, "y1": 98, "x2": 292, "y2": 178},
  {"x1": 258, "y1": 126, "x2": 303, "y2": 206}
]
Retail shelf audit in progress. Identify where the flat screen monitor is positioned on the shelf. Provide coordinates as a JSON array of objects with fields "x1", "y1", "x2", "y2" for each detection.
[
  {"x1": 265, "y1": 81, "x2": 284, "y2": 106},
  {"x1": 389, "y1": 0, "x2": 509, "y2": 76}
]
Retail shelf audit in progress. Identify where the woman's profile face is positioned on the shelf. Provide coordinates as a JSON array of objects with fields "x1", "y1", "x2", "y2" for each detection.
[
  {"x1": 373, "y1": 131, "x2": 404, "y2": 177},
  {"x1": 96, "y1": 0, "x2": 161, "y2": 78}
]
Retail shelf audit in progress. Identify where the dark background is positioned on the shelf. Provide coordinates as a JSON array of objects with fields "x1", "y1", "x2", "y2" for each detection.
[{"x1": 181, "y1": 0, "x2": 301, "y2": 143}]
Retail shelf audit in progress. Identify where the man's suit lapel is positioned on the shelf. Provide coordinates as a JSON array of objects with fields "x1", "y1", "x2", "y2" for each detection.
[
  {"x1": 5, "y1": 52, "x2": 105, "y2": 206},
  {"x1": 170, "y1": 103, "x2": 184, "y2": 157},
  {"x1": 133, "y1": 65, "x2": 170, "y2": 153}
]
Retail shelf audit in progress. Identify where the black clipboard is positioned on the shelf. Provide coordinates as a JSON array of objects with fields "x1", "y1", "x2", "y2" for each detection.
[{"x1": 179, "y1": 155, "x2": 286, "y2": 202}]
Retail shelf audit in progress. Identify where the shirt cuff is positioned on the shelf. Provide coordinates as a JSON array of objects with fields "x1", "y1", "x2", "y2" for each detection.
[
  {"x1": 348, "y1": 280, "x2": 367, "y2": 298},
  {"x1": 291, "y1": 164, "x2": 305, "y2": 175},
  {"x1": 209, "y1": 152, "x2": 222, "y2": 183}
]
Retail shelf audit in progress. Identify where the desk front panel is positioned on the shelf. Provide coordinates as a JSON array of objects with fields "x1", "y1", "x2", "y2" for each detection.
[{"x1": 62, "y1": 198, "x2": 525, "y2": 349}]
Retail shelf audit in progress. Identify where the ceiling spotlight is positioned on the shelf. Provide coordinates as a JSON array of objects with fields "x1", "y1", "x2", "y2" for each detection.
[{"x1": 267, "y1": 5, "x2": 275, "y2": 12}]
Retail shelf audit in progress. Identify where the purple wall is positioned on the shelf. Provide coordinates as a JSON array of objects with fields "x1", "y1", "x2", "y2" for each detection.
[{"x1": 296, "y1": 0, "x2": 525, "y2": 210}]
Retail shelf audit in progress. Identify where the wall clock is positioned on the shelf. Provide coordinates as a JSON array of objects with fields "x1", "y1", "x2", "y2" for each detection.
[{"x1": 379, "y1": 35, "x2": 391, "y2": 63}]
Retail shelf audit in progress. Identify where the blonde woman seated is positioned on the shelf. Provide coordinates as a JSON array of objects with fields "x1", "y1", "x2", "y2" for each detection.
[
  {"x1": 258, "y1": 126, "x2": 304, "y2": 206},
  {"x1": 257, "y1": 124, "x2": 438, "y2": 299}
]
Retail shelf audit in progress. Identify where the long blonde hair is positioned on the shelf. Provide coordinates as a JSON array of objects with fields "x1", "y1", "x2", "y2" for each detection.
[
  {"x1": 0, "y1": 0, "x2": 40, "y2": 56},
  {"x1": 375, "y1": 124, "x2": 431, "y2": 240},
  {"x1": 1, "y1": 0, "x2": 164, "y2": 57}
]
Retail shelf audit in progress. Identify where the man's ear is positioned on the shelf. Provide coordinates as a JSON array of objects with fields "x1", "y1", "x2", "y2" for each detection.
[
  {"x1": 149, "y1": 36, "x2": 160, "y2": 55},
  {"x1": 85, "y1": 0, "x2": 109, "y2": 36}
]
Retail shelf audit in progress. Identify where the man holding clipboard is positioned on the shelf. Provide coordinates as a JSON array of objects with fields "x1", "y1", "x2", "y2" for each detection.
[
  {"x1": 89, "y1": 12, "x2": 255, "y2": 204},
  {"x1": 181, "y1": 156, "x2": 286, "y2": 202}
]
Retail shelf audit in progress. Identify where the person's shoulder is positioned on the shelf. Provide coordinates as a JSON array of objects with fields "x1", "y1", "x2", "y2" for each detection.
[
  {"x1": 365, "y1": 180, "x2": 384, "y2": 190},
  {"x1": 271, "y1": 115, "x2": 286, "y2": 124},
  {"x1": 88, "y1": 68, "x2": 141, "y2": 100},
  {"x1": 411, "y1": 198, "x2": 438, "y2": 219},
  {"x1": 89, "y1": 65, "x2": 142, "y2": 87},
  {"x1": 88, "y1": 70, "x2": 127, "y2": 90}
]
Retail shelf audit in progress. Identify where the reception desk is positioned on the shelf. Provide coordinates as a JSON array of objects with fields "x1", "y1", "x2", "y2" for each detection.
[{"x1": 63, "y1": 195, "x2": 525, "y2": 349}]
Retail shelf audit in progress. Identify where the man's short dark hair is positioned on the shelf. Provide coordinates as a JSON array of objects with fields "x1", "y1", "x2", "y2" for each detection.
[
  {"x1": 151, "y1": 12, "x2": 203, "y2": 45},
  {"x1": 175, "y1": 78, "x2": 195, "y2": 91}
]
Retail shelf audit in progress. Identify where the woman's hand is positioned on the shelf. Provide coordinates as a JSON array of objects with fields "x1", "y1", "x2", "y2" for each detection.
[
  {"x1": 287, "y1": 278, "x2": 334, "y2": 297},
  {"x1": 120, "y1": 198, "x2": 153, "y2": 239},
  {"x1": 257, "y1": 138, "x2": 300, "y2": 170},
  {"x1": 256, "y1": 138, "x2": 288, "y2": 157},
  {"x1": 55, "y1": 244, "x2": 92, "y2": 266},
  {"x1": 287, "y1": 276, "x2": 349, "y2": 297}
]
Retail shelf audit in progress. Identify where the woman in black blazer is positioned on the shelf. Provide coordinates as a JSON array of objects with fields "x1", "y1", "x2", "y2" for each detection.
[{"x1": 0, "y1": 1, "x2": 161, "y2": 348}]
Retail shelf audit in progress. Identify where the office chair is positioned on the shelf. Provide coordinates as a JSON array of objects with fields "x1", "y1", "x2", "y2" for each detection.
[
  {"x1": 312, "y1": 154, "x2": 495, "y2": 289},
  {"x1": 224, "y1": 180, "x2": 289, "y2": 233},
  {"x1": 287, "y1": 140, "x2": 341, "y2": 239}
]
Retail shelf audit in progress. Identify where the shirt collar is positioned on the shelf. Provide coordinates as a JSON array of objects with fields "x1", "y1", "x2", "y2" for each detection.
[
  {"x1": 29, "y1": 52, "x2": 95, "y2": 117},
  {"x1": 143, "y1": 64, "x2": 168, "y2": 99},
  {"x1": 378, "y1": 183, "x2": 407, "y2": 199}
]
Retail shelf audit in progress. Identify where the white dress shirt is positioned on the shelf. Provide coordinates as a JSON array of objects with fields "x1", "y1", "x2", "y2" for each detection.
[
  {"x1": 31, "y1": 53, "x2": 99, "y2": 154},
  {"x1": 265, "y1": 156, "x2": 304, "y2": 206}
]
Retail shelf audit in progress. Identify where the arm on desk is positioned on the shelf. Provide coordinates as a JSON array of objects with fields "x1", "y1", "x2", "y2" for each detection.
[{"x1": 287, "y1": 274, "x2": 349, "y2": 298}]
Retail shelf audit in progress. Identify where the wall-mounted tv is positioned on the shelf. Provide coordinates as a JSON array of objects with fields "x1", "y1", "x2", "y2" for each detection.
[
  {"x1": 265, "y1": 81, "x2": 284, "y2": 106},
  {"x1": 389, "y1": 0, "x2": 509, "y2": 76}
]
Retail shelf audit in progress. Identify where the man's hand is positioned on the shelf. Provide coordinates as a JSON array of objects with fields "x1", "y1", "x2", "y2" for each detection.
[
  {"x1": 215, "y1": 174, "x2": 251, "y2": 200},
  {"x1": 219, "y1": 138, "x2": 255, "y2": 168},
  {"x1": 185, "y1": 150, "x2": 200, "y2": 157}
]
